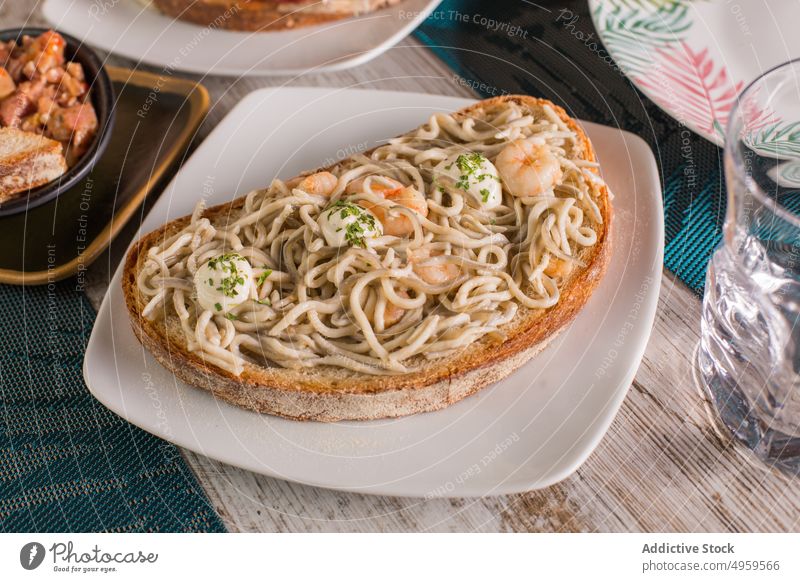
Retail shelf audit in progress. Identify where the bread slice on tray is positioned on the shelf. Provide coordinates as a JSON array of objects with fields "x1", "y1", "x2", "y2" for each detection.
[
  {"x1": 123, "y1": 95, "x2": 612, "y2": 421},
  {"x1": 0, "y1": 127, "x2": 68, "y2": 203}
]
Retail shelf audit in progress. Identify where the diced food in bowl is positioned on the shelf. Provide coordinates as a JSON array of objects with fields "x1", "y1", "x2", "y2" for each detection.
[{"x1": 0, "y1": 30, "x2": 99, "y2": 168}]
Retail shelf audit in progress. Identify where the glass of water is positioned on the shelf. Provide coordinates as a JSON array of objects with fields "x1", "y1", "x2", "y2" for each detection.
[{"x1": 700, "y1": 59, "x2": 800, "y2": 474}]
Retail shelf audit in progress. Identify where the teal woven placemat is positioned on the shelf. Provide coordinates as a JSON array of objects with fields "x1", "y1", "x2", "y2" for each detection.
[
  {"x1": 416, "y1": 0, "x2": 727, "y2": 294},
  {"x1": 0, "y1": 282, "x2": 226, "y2": 532}
]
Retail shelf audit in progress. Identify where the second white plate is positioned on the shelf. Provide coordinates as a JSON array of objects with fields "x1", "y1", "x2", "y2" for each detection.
[
  {"x1": 43, "y1": 0, "x2": 440, "y2": 76},
  {"x1": 84, "y1": 87, "x2": 663, "y2": 497},
  {"x1": 591, "y1": 0, "x2": 800, "y2": 145}
]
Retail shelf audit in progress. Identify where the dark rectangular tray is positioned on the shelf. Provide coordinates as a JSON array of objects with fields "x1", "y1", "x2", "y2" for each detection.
[{"x1": 0, "y1": 66, "x2": 209, "y2": 285}]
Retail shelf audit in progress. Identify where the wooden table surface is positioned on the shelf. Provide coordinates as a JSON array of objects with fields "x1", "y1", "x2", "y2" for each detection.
[{"x1": 10, "y1": 2, "x2": 799, "y2": 533}]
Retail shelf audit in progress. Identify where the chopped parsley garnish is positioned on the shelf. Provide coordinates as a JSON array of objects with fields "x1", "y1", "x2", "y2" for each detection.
[
  {"x1": 255, "y1": 298, "x2": 271, "y2": 306},
  {"x1": 207, "y1": 252, "x2": 242, "y2": 270},
  {"x1": 456, "y1": 153, "x2": 484, "y2": 181},
  {"x1": 325, "y1": 200, "x2": 379, "y2": 248},
  {"x1": 217, "y1": 274, "x2": 245, "y2": 298},
  {"x1": 449, "y1": 153, "x2": 500, "y2": 201},
  {"x1": 207, "y1": 253, "x2": 246, "y2": 298},
  {"x1": 256, "y1": 269, "x2": 272, "y2": 286},
  {"x1": 224, "y1": 313, "x2": 238, "y2": 321},
  {"x1": 214, "y1": 302, "x2": 222, "y2": 311}
]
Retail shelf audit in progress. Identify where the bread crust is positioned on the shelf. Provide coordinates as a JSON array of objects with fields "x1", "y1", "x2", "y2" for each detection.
[
  {"x1": 0, "y1": 129, "x2": 67, "y2": 202},
  {"x1": 122, "y1": 95, "x2": 612, "y2": 421},
  {"x1": 152, "y1": 0, "x2": 402, "y2": 32}
]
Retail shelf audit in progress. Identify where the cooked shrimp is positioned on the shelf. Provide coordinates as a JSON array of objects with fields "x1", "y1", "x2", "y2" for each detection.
[
  {"x1": 382, "y1": 301, "x2": 405, "y2": 328},
  {"x1": 409, "y1": 247, "x2": 461, "y2": 286},
  {"x1": 543, "y1": 256, "x2": 573, "y2": 279},
  {"x1": 292, "y1": 171, "x2": 338, "y2": 197},
  {"x1": 358, "y1": 180, "x2": 429, "y2": 237},
  {"x1": 495, "y1": 139, "x2": 563, "y2": 197},
  {"x1": 346, "y1": 175, "x2": 404, "y2": 197},
  {"x1": 375, "y1": 288, "x2": 409, "y2": 329}
]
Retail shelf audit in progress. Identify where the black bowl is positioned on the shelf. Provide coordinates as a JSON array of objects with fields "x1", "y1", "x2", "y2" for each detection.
[{"x1": 0, "y1": 27, "x2": 115, "y2": 217}]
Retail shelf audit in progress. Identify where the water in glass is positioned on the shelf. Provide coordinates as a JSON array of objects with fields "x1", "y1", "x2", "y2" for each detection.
[{"x1": 700, "y1": 60, "x2": 800, "y2": 473}]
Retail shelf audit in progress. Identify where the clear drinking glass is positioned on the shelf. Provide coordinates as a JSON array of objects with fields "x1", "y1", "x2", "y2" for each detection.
[{"x1": 700, "y1": 59, "x2": 800, "y2": 474}]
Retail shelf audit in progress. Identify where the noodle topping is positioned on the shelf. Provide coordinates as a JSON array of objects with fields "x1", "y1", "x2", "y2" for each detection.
[{"x1": 137, "y1": 100, "x2": 607, "y2": 377}]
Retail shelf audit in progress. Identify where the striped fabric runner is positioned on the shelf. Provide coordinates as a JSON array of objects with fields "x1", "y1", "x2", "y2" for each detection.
[{"x1": 0, "y1": 282, "x2": 225, "y2": 532}]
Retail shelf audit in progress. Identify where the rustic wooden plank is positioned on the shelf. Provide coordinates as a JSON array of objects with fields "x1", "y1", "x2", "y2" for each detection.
[
  {"x1": 187, "y1": 453, "x2": 511, "y2": 532},
  {"x1": 500, "y1": 275, "x2": 800, "y2": 533},
  {"x1": 12, "y1": 2, "x2": 800, "y2": 533}
]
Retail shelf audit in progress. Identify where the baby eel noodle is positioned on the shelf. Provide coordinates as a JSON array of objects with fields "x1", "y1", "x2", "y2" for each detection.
[{"x1": 137, "y1": 102, "x2": 606, "y2": 376}]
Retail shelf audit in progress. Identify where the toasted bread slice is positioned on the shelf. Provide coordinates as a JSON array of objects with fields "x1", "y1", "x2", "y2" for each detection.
[
  {"x1": 123, "y1": 95, "x2": 612, "y2": 421},
  {"x1": 0, "y1": 127, "x2": 68, "y2": 203},
  {"x1": 151, "y1": 0, "x2": 403, "y2": 32}
]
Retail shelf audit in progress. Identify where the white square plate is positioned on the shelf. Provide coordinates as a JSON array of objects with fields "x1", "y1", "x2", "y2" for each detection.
[
  {"x1": 84, "y1": 88, "x2": 663, "y2": 497},
  {"x1": 43, "y1": 0, "x2": 440, "y2": 76}
]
